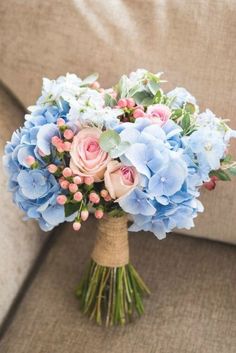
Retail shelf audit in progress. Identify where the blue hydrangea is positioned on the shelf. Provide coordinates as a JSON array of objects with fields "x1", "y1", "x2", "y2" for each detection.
[
  {"x1": 3, "y1": 126, "x2": 69, "y2": 231},
  {"x1": 116, "y1": 118, "x2": 204, "y2": 239}
]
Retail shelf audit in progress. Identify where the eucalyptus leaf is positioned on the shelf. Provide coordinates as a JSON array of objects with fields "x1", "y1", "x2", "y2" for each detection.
[
  {"x1": 99, "y1": 130, "x2": 121, "y2": 152},
  {"x1": 133, "y1": 91, "x2": 153, "y2": 105},
  {"x1": 109, "y1": 141, "x2": 130, "y2": 158}
]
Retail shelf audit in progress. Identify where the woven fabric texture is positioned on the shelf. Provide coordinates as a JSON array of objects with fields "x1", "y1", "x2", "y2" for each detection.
[
  {"x1": 0, "y1": 86, "x2": 48, "y2": 325},
  {"x1": 0, "y1": 218, "x2": 235, "y2": 353}
]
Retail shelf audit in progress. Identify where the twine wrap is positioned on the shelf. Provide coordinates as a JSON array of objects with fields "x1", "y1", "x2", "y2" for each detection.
[{"x1": 91, "y1": 215, "x2": 129, "y2": 267}]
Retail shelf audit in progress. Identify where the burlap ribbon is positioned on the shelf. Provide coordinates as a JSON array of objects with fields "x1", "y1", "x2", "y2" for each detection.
[{"x1": 91, "y1": 215, "x2": 129, "y2": 267}]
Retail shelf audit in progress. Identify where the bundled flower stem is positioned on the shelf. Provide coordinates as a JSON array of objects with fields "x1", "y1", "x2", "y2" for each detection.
[{"x1": 76, "y1": 215, "x2": 150, "y2": 326}]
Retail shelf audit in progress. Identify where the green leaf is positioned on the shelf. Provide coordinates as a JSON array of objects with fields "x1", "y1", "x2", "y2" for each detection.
[
  {"x1": 117, "y1": 76, "x2": 129, "y2": 98},
  {"x1": 99, "y1": 130, "x2": 121, "y2": 152},
  {"x1": 181, "y1": 113, "x2": 191, "y2": 132},
  {"x1": 147, "y1": 80, "x2": 160, "y2": 95},
  {"x1": 222, "y1": 154, "x2": 233, "y2": 164},
  {"x1": 65, "y1": 202, "x2": 81, "y2": 217},
  {"x1": 228, "y1": 167, "x2": 236, "y2": 176},
  {"x1": 210, "y1": 169, "x2": 231, "y2": 181},
  {"x1": 104, "y1": 93, "x2": 117, "y2": 107},
  {"x1": 132, "y1": 91, "x2": 153, "y2": 106},
  {"x1": 109, "y1": 141, "x2": 130, "y2": 158},
  {"x1": 81, "y1": 73, "x2": 99, "y2": 86},
  {"x1": 185, "y1": 102, "x2": 195, "y2": 114}
]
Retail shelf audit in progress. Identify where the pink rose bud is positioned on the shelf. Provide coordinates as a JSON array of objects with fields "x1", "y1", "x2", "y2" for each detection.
[
  {"x1": 117, "y1": 98, "x2": 128, "y2": 108},
  {"x1": 73, "y1": 191, "x2": 83, "y2": 202},
  {"x1": 133, "y1": 109, "x2": 145, "y2": 118},
  {"x1": 47, "y1": 164, "x2": 58, "y2": 173},
  {"x1": 73, "y1": 176, "x2": 83, "y2": 184},
  {"x1": 25, "y1": 155, "x2": 35, "y2": 166},
  {"x1": 64, "y1": 129, "x2": 74, "y2": 140},
  {"x1": 73, "y1": 222, "x2": 81, "y2": 231},
  {"x1": 62, "y1": 167, "x2": 72, "y2": 178},
  {"x1": 69, "y1": 183, "x2": 78, "y2": 193},
  {"x1": 126, "y1": 98, "x2": 135, "y2": 108},
  {"x1": 60, "y1": 180, "x2": 69, "y2": 189},
  {"x1": 104, "y1": 194, "x2": 112, "y2": 202},
  {"x1": 81, "y1": 209, "x2": 89, "y2": 221},
  {"x1": 91, "y1": 81, "x2": 100, "y2": 89},
  {"x1": 64, "y1": 141, "x2": 72, "y2": 152},
  {"x1": 89, "y1": 192, "x2": 100, "y2": 204},
  {"x1": 56, "y1": 195, "x2": 67, "y2": 205},
  {"x1": 57, "y1": 118, "x2": 65, "y2": 127},
  {"x1": 84, "y1": 176, "x2": 94, "y2": 185},
  {"x1": 51, "y1": 136, "x2": 61, "y2": 146},
  {"x1": 100, "y1": 189, "x2": 108, "y2": 198},
  {"x1": 95, "y1": 209, "x2": 104, "y2": 219}
]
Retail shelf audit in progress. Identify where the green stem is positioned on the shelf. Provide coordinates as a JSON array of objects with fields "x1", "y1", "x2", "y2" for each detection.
[{"x1": 76, "y1": 260, "x2": 150, "y2": 326}]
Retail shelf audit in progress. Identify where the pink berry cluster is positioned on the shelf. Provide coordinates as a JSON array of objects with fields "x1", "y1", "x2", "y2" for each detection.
[
  {"x1": 45, "y1": 118, "x2": 114, "y2": 232},
  {"x1": 116, "y1": 98, "x2": 145, "y2": 122}
]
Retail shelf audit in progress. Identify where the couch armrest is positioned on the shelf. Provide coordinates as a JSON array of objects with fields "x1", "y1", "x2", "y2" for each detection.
[{"x1": 0, "y1": 84, "x2": 48, "y2": 325}]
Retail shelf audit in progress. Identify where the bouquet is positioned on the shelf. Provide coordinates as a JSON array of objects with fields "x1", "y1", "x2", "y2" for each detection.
[{"x1": 3, "y1": 69, "x2": 236, "y2": 326}]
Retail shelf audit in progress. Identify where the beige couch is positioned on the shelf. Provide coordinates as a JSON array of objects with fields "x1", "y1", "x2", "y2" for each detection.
[{"x1": 0, "y1": 1, "x2": 235, "y2": 352}]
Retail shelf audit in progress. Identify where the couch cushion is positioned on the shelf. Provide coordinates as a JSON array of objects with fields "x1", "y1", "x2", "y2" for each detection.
[
  {"x1": 0, "y1": 85, "x2": 48, "y2": 326},
  {"x1": 0, "y1": 218, "x2": 235, "y2": 352},
  {"x1": 1, "y1": 0, "x2": 236, "y2": 245}
]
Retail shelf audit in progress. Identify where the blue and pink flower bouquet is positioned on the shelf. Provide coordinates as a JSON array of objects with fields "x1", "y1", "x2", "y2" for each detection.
[{"x1": 3, "y1": 69, "x2": 236, "y2": 326}]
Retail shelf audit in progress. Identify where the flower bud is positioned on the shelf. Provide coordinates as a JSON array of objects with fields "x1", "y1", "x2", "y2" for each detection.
[
  {"x1": 73, "y1": 191, "x2": 83, "y2": 202},
  {"x1": 56, "y1": 195, "x2": 67, "y2": 205},
  {"x1": 73, "y1": 222, "x2": 81, "y2": 231}
]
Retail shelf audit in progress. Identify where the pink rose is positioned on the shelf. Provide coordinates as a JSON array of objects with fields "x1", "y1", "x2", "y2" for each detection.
[
  {"x1": 104, "y1": 161, "x2": 139, "y2": 199},
  {"x1": 70, "y1": 127, "x2": 110, "y2": 182},
  {"x1": 146, "y1": 104, "x2": 171, "y2": 126}
]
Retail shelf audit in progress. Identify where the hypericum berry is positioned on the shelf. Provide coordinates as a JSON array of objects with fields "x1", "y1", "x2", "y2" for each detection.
[
  {"x1": 56, "y1": 143, "x2": 65, "y2": 153},
  {"x1": 84, "y1": 176, "x2": 94, "y2": 185},
  {"x1": 64, "y1": 129, "x2": 74, "y2": 140},
  {"x1": 73, "y1": 176, "x2": 83, "y2": 185},
  {"x1": 133, "y1": 109, "x2": 145, "y2": 118},
  {"x1": 60, "y1": 180, "x2": 69, "y2": 189},
  {"x1": 51, "y1": 136, "x2": 61, "y2": 146},
  {"x1": 47, "y1": 164, "x2": 58, "y2": 173},
  {"x1": 25, "y1": 155, "x2": 35, "y2": 167},
  {"x1": 81, "y1": 209, "x2": 89, "y2": 221},
  {"x1": 57, "y1": 118, "x2": 65, "y2": 127},
  {"x1": 56, "y1": 195, "x2": 67, "y2": 205},
  {"x1": 203, "y1": 176, "x2": 218, "y2": 191},
  {"x1": 95, "y1": 209, "x2": 104, "y2": 219},
  {"x1": 89, "y1": 192, "x2": 100, "y2": 204},
  {"x1": 73, "y1": 222, "x2": 81, "y2": 231},
  {"x1": 69, "y1": 183, "x2": 78, "y2": 193},
  {"x1": 117, "y1": 98, "x2": 128, "y2": 108},
  {"x1": 73, "y1": 191, "x2": 83, "y2": 202},
  {"x1": 126, "y1": 98, "x2": 135, "y2": 108},
  {"x1": 64, "y1": 141, "x2": 72, "y2": 152},
  {"x1": 100, "y1": 189, "x2": 108, "y2": 198},
  {"x1": 62, "y1": 167, "x2": 72, "y2": 178}
]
